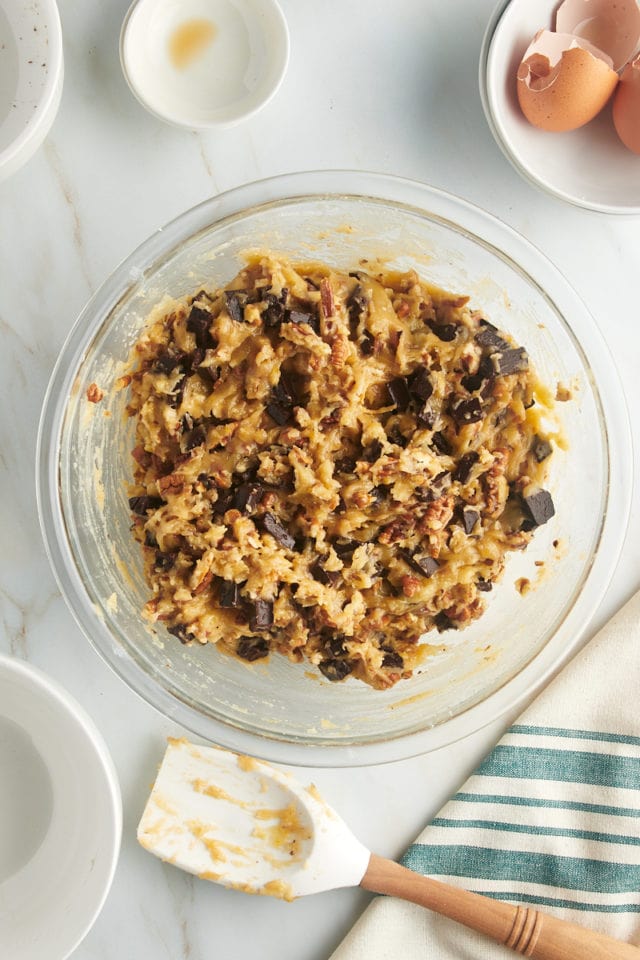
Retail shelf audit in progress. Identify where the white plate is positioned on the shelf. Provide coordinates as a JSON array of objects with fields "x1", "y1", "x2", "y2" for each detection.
[
  {"x1": 480, "y1": 0, "x2": 640, "y2": 214},
  {"x1": 0, "y1": 656, "x2": 121, "y2": 960}
]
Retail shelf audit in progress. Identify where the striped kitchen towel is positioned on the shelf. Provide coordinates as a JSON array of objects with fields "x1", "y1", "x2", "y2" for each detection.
[{"x1": 331, "y1": 588, "x2": 640, "y2": 958}]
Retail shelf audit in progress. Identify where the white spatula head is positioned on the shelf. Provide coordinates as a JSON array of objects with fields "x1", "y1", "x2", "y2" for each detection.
[{"x1": 137, "y1": 739, "x2": 371, "y2": 900}]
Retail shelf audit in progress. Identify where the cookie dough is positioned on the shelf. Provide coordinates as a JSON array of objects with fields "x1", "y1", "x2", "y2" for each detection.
[{"x1": 125, "y1": 253, "x2": 555, "y2": 689}]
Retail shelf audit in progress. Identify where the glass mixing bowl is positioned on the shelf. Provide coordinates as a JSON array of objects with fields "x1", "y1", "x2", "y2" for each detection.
[{"x1": 36, "y1": 171, "x2": 631, "y2": 766}]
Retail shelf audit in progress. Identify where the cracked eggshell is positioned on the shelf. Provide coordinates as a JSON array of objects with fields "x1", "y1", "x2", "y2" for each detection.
[
  {"x1": 613, "y1": 55, "x2": 640, "y2": 153},
  {"x1": 556, "y1": 0, "x2": 640, "y2": 72},
  {"x1": 517, "y1": 29, "x2": 618, "y2": 132}
]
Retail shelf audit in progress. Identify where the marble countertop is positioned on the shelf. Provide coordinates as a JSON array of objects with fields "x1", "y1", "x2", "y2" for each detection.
[{"x1": 1, "y1": 0, "x2": 638, "y2": 957}]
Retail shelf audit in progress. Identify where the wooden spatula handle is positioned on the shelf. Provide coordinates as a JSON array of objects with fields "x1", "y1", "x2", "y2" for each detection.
[{"x1": 362, "y1": 854, "x2": 640, "y2": 959}]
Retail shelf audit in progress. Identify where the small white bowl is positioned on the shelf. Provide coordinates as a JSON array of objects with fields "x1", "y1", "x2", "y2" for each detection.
[
  {"x1": 0, "y1": 0, "x2": 64, "y2": 182},
  {"x1": 0, "y1": 655, "x2": 121, "y2": 960},
  {"x1": 120, "y1": 0, "x2": 289, "y2": 129},
  {"x1": 480, "y1": 0, "x2": 640, "y2": 214}
]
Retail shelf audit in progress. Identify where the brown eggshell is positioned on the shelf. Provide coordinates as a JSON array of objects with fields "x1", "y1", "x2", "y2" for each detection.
[
  {"x1": 613, "y1": 56, "x2": 640, "y2": 154},
  {"x1": 517, "y1": 30, "x2": 619, "y2": 132},
  {"x1": 556, "y1": 0, "x2": 640, "y2": 72}
]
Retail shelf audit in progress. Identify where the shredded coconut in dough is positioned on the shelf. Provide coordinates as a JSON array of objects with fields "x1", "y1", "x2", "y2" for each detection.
[{"x1": 125, "y1": 253, "x2": 555, "y2": 689}]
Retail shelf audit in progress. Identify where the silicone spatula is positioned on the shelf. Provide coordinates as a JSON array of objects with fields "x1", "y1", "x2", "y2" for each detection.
[{"x1": 138, "y1": 739, "x2": 639, "y2": 959}]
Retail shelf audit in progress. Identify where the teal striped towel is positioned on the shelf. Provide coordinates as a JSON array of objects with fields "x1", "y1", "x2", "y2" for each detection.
[{"x1": 331, "y1": 590, "x2": 640, "y2": 957}]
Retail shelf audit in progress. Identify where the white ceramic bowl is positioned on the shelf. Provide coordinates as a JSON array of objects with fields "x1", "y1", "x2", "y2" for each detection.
[
  {"x1": 120, "y1": 0, "x2": 289, "y2": 129},
  {"x1": 480, "y1": 0, "x2": 640, "y2": 214},
  {"x1": 0, "y1": 0, "x2": 64, "y2": 182},
  {"x1": 0, "y1": 655, "x2": 121, "y2": 960}
]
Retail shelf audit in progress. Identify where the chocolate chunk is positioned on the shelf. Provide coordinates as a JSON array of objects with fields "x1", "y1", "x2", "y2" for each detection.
[
  {"x1": 310, "y1": 560, "x2": 339, "y2": 586},
  {"x1": 153, "y1": 351, "x2": 186, "y2": 375},
  {"x1": 476, "y1": 325, "x2": 511, "y2": 352},
  {"x1": 434, "y1": 612, "x2": 455, "y2": 632},
  {"x1": 335, "y1": 456, "x2": 356, "y2": 474},
  {"x1": 461, "y1": 506, "x2": 480, "y2": 534},
  {"x1": 167, "y1": 623, "x2": 196, "y2": 644},
  {"x1": 387, "y1": 423, "x2": 409, "y2": 448},
  {"x1": 450, "y1": 397, "x2": 483, "y2": 426},
  {"x1": 371, "y1": 485, "x2": 387, "y2": 506},
  {"x1": 144, "y1": 530, "x2": 158, "y2": 548},
  {"x1": 431, "y1": 432, "x2": 452, "y2": 455},
  {"x1": 197, "y1": 365, "x2": 218, "y2": 388},
  {"x1": 362, "y1": 440, "x2": 383, "y2": 463},
  {"x1": 249, "y1": 599, "x2": 274, "y2": 631},
  {"x1": 491, "y1": 347, "x2": 529, "y2": 376},
  {"x1": 128, "y1": 495, "x2": 164, "y2": 515},
  {"x1": 154, "y1": 551, "x2": 175, "y2": 571},
  {"x1": 387, "y1": 377, "x2": 412, "y2": 411},
  {"x1": 219, "y1": 580, "x2": 241, "y2": 608},
  {"x1": 531, "y1": 435, "x2": 553, "y2": 463},
  {"x1": 453, "y1": 451, "x2": 479, "y2": 483},
  {"x1": 187, "y1": 305, "x2": 216, "y2": 350},
  {"x1": 225, "y1": 291, "x2": 248, "y2": 323},
  {"x1": 189, "y1": 348, "x2": 206, "y2": 371},
  {"x1": 217, "y1": 578, "x2": 242, "y2": 609},
  {"x1": 262, "y1": 289, "x2": 288, "y2": 328},
  {"x1": 191, "y1": 289, "x2": 213, "y2": 303},
  {"x1": 319, "y1": 658, "x2": 353, "y2": 682},
  {"x1": 476, "y1": 578, "x2": 493, "y2": 592},
  {"x1": 382, "y1": 650, "x2": 404, "y2": 669},
  {"x1": 408, "y1": 367, "x2": 433, "y2": 402},
  {"x1": 381, "y1": 577, "x2": 401, "y2": 597},
  {"x1": 268, "y1": 375, "x2": 295, "y2": 417},
  {"x1": 266, "y1": 373, "x2": 298, "y2": 426},
  {"x1": 237, "y1": 636, "x2": 269, "y2": 662},
  {"x1": 522, "y1": 488, "x2": 555, "y2": 528},
  {"x1": 347, "y1": 285, "x2": 369, "y2": 333},
  {"x1": 324, "y1": 635, "x2": 347, "y2": 657},
  {"x1": 212, "y1": 490, "x2": 233, "y2": 515},
  {"x1": 399, "y1": 549, "x2": 440, "y2": 578},
  {"x1": 184, "y1": 426, "x2": 206, "y2": 451},
  {"x1": 427, "y1": 320, "x2": 458, "y2": 342},
  {"x1": 333, "y1": 539, "x2": 358, "y2": 558},
  {"x1": 273, "y1": 373, "x2": 295, "y2": 406},
  {"x1": 266, "y1": 402, "x2": 292, "y2": 425},
  {"x1": 198, "y1": 473, "x2": 216, "y2": 490},
  {"x1": 461, "y1": 372, "x2": 484, "y2": 393},
  {"x1": 417, "y1": 403, "x2": 437, "y2": 429},
  {"x1": 169, "y1": 375, "x2": 187, "y2": 409},
  {"x1": 360, "y1": 331, "x2": 374, "y2": 355},
  {"x1": 260, "y1": 513, "x2": 296, "y2": 550},
  {"x1": 288, "y1": 308, "x2": 317, "y2": 328},
  {"x1": 432, "y1": 470, "x2": 452, "y2": 490},
  {"x1": 233, "y1": 482, "x2": 264, "y2": 513}
]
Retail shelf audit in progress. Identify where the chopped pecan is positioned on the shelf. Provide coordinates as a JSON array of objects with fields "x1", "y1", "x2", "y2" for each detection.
[
  {"x1": 401, "y1": 575, "x2": 421, "y2": 597},
  {"x1": 86, "y1": 382, "x2": 104, "y2": 403},
  {"x1": 194, "y1": 570, "x2": 214, "y2": 596},
  {"x1": 320, "y1": 278, "x2": 335, "y2": 317},
  {"x1": 419, "y1": 495, "x2": 455, "y2": 533},
  {"x1": 378, "y1": 514, "x2": 414, "y2": 545},
  {"x1": 482, "y1": 449, "x2": 509, "y2": 517},
  {"x1": 158, "y1": 473, "x2": 185, "y2": 495},
  {"x1": 330, "y1": 335, "x2": 350, "y2": 368}
]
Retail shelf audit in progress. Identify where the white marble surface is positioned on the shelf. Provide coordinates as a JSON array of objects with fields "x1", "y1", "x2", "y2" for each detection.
[{"x1": 1, "y1": 0, "x2": 639, "y2": 957}]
